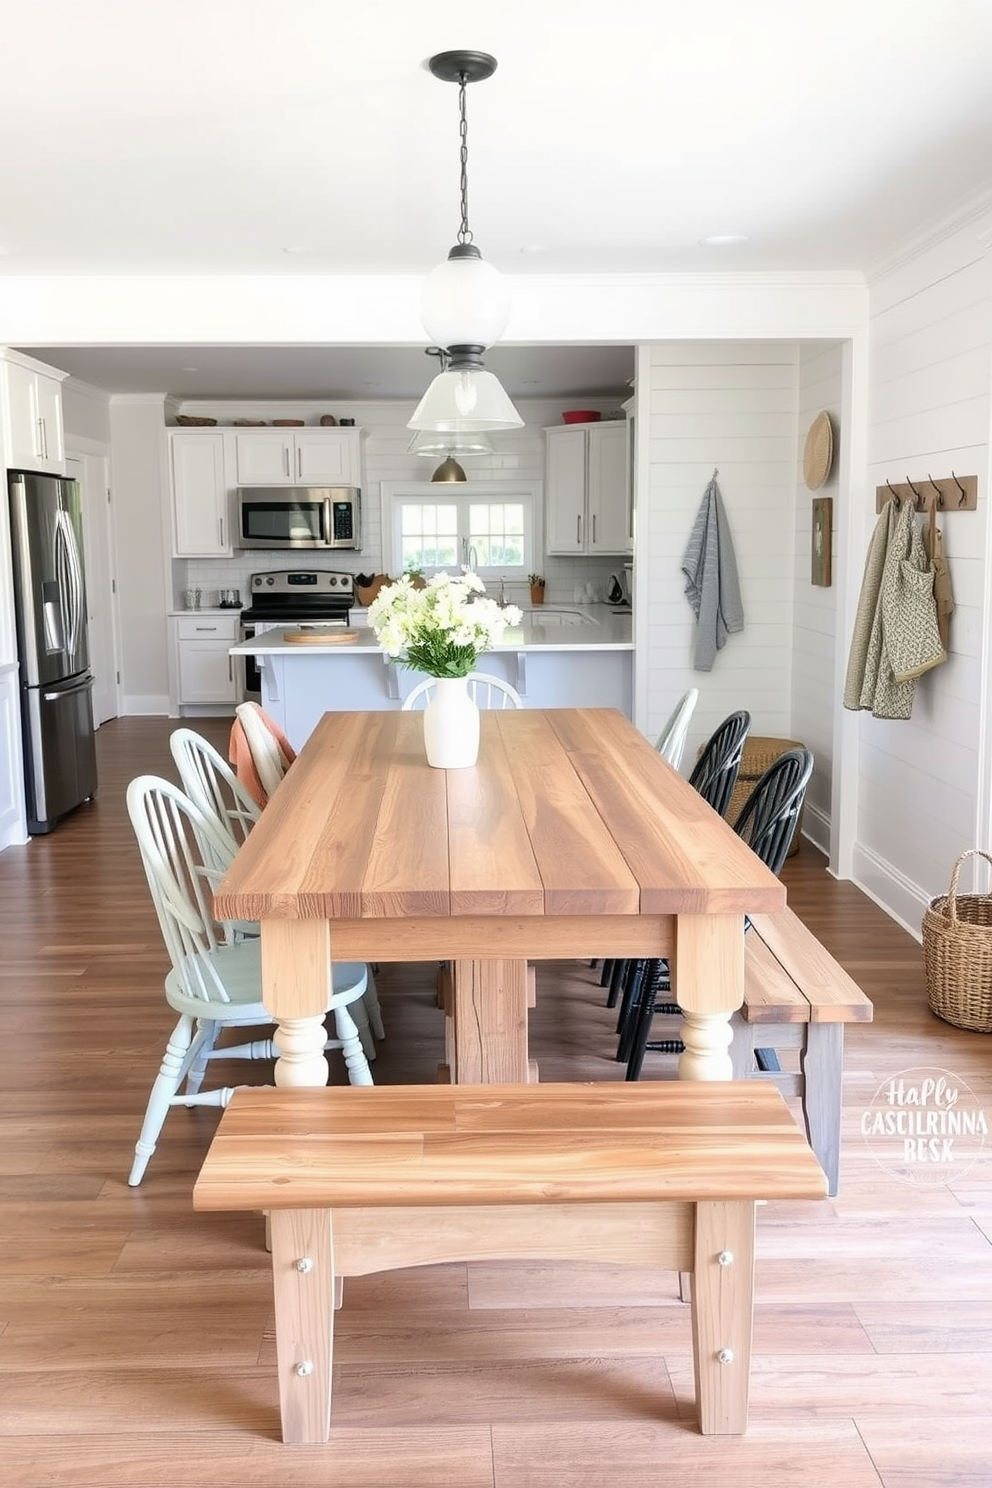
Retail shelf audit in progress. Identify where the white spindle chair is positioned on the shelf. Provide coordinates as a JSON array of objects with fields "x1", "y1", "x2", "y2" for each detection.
[
  {"x1": 655, "y1": 687, "x2": 699, "y2": 771},
  {"x1": 126, "y1": 775, "x2": 373, "y2": 1186},
  {"x1": 168, "y1": 728, "x2": 384, "y2": 1053},
  {"x1": 402, "y1": 673, "x2": 522, "y2": 710}
]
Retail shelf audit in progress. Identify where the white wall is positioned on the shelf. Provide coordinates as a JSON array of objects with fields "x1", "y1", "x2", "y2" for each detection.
[
  {"x1": 62, "y1": 380, "x2": 112, "y2": 445},
  {"x1": 853, "y1": 216, "x2": 992, "y2": 927},
  {"x1": 791, "y1": 343, "x2": 843, "y2": 851},
  {"x1": 108, "y1": 396, "x2": 172, "y2": 714},
  {"x1": 638, "y1": 342, "x2": 800, "y2": 764}
]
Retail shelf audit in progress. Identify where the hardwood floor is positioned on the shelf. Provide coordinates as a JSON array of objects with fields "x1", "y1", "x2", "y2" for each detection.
[{"x1": 0, "y1": 716, "x2": 990, "y2": 1487}]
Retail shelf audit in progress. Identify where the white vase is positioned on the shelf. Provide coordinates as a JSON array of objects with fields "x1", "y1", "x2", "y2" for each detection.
[{"x1": 422, "y1": 676, "x2": 480, "y2": 769}]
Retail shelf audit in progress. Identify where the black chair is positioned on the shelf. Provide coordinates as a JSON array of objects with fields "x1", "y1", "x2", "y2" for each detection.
[
  {"x1": 619, "y1": 746, "x2": 814, "y2": 1081},
  {"x1": 686, "y1": 709, "x2": 752, "y2": 817},
  {"x1": 605, "y1": 710, "x2": 752, "y2": 1019}
]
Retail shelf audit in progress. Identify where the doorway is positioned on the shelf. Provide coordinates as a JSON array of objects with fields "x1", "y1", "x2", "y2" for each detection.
[{"x1": 66, "y1": 446, "x2": 121, "y2": 726}]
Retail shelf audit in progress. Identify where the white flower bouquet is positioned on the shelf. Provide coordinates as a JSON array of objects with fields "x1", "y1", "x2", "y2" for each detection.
[{"x1": 368, "y1": 570, "x2": 522, "y2": 678}]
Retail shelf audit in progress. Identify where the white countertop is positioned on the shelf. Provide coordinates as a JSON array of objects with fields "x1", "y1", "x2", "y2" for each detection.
[{"x1": 230, "y1": 605, "x2": 633, "y2": 656}]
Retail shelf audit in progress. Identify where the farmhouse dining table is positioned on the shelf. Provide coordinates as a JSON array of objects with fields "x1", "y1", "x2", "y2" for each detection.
[{"x1": 213, "y1": 707, "x2": 787, "y2": 1086}]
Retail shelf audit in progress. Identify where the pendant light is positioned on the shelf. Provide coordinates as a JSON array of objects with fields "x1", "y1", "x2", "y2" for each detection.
[
  {"x1": 430, "y1": 456, "x2": 468, "y2": 483},
  {"x1": 408, "y1": 51, "x2": 523, "y2": 435}
]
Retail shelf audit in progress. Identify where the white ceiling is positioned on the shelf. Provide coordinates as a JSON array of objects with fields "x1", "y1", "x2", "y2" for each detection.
[{"x1": 5, "y1": 0, "x2": 992, "y2": 399}]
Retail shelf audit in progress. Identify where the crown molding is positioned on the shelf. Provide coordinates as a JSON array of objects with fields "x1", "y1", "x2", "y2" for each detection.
[{"x1": 867, "y1": 190, "x2": 992, "y2": 282}]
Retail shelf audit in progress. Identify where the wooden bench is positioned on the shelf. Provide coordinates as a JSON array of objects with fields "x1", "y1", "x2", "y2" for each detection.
[
  {"x1": 735, "y1": 908, "x2": 874, "y2": 1197},
  {"x1": 193, "y1": 1081, "x2": 826, "y2": 1444}
]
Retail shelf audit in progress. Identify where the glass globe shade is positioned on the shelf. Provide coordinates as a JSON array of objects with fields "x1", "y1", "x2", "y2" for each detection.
[
  {"x1": 408, "y1": 429, "x2": 496, "y2": 457},
  {"x1": 420, "y1": 254, "x2": 510, "y2": 351},
  {"x1": 407, "y1": 368, "x2": 523, "y2": 432}
]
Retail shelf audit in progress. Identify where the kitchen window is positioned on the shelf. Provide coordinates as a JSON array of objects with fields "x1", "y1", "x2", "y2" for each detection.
[{"x1": 381, "y1": 482, "x2": 541, "y2": 579}]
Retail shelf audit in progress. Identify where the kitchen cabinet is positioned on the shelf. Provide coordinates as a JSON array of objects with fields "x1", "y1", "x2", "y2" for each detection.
[
  {"x1": 544, "y1": 422, "x2": 631, "y2": 556},
  {"x1": 172, "y1": 614, "x2": 239, "y2": 706},
  {"x1": 170, "y1": 432, "x2": 232, "y2": 557},
  {"x1": 235, "y1": 429, "x2": 361, "y2": 486},
  {"x1": 1, "y1": 356, "x2": 66, "y2": 476}
]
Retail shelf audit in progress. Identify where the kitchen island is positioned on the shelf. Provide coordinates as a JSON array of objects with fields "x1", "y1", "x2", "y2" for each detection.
[{"x1": 230, "y1": 606, "x2": 633, "y2": 749}]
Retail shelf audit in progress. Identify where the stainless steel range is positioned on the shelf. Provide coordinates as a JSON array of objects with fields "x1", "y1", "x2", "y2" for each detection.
[{"x1": 239, "y1": 569, "x2": 354, "y2": 702}]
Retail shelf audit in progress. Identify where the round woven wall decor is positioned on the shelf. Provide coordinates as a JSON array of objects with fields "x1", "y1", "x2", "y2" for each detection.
[{"x1": 803, "y1": 411, "x2": 834, "y2": 489}]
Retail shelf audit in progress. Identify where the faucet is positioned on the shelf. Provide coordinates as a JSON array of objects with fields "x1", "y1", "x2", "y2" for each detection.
[
  {"x1": 499, "y1": 576, "x2": 506, "y2": 606},
  {"x1": 467, "y1": 544, "x2": 478, "y2": 573}
]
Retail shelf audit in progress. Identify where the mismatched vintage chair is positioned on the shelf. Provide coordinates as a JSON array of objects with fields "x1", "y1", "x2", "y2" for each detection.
[
  {"x1": 602, "y1": 707, "x2": 752, "y2": 1010},
  {"x1": 125, "y1": 775, "x2": 375, "y2": 1186},
  {"x1": 229, "y1": 701, "x2": 297, "y2": 807},
  {"x1": 654, "y1": 687, "x2": 699, "y2": 770},
  {"x1": 170, "y1": 726, "x2": 384, "y2": 1051},
  {"x1": 402, "y1": 673, "x2": 523, "y2": 710},
  {"x1": 618, "y1": 746, "x2": 814, "y2": 1080}
]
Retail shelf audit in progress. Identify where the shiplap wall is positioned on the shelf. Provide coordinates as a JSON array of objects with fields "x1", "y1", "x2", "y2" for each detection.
[
  {"x1": 792, "y1": 343, "x2": 843, "y2": 850},
  {"x1": 181, "y1": 396, "x2": 626, "y2": 608},
  {"x1": 856, "y1": 217, "x2": 992, "y2": 922},
  {"x1": 640, "y1": 342, "x2": 799, "y2": 765}
]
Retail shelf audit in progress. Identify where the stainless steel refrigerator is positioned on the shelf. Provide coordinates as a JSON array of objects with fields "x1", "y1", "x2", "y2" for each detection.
[{"x1": 7, "y1": 470, "x2": 98, "y2": 834}]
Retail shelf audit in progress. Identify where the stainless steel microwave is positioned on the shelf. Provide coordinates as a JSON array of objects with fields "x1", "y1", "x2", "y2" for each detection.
[{"x1": 236, "y1": 487, "x2": 362, "y2": 551}]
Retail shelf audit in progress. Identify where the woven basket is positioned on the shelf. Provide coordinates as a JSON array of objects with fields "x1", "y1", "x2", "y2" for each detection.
[
  {"x1": 922, "y1": 849, "x2": 992, "y2": 1032},
  {"x1": 727, "y1": 735, "x2": 806, "y2": 856}
]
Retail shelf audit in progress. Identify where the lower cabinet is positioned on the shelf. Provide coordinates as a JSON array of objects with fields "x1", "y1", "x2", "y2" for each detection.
[{"x1": 171, "y1": 615, "x2": 239, "y2": 706}]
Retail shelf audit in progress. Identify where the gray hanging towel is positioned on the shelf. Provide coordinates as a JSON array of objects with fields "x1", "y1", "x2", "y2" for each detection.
[{"x1": 681, "y1": 476, "x2": 745, "y2": 671}]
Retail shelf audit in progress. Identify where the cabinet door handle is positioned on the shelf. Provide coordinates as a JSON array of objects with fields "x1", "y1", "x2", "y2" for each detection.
[
  {"x1": 576, "y1": 515, "x2": 581, "y2": 545},
  {"x1": 592, "y1": 514, "x2": 597, "y2": 544},
  {"x1": 219, "y1": 516, "x2": 225, "y2": 547},
  {"x1": 284, "y1": 446, "x2": 290, "y2": 478},
  {"x1": 195, "y1": 626, "x2": 219, "y2": 632},
  {"x1": 296, "y1": 446, "x2": 302, "y2": 480},
  {"x1": 37, "y1": 417, "x2": 46, "y2": 458}
]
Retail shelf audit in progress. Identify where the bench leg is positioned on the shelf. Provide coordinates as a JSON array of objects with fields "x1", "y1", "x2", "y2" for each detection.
[
  {"x1": 269, "y1": 1208, "x2": 334, "y2": 1444},
  {"x1": 691, "y1": 1200, "x2": 755, "y2": 1434},
  {"x1": 800, "y1": 1022, "x2": 844, "y2": 1197}
]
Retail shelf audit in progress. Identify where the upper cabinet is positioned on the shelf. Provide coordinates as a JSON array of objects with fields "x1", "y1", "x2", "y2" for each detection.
[
  {"x1": 170, "y1": 431, "x2": 232, "y2": 557},
  {"x1": 544, "y1": 422, "x2": 631, "y2": 556},
  {"x1": 235, "y1": 429, "x2": 362, "y2": 487},
  {"x1": 1, "y1": 353, "x2": 67, "y2": 476}
]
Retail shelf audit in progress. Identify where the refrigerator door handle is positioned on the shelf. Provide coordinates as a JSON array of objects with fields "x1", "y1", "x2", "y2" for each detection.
[
  {"x1": 56, "y1": 510, "x2": 82, "y2": 657},
  {"x1": 43, "y1": 675, "x2": 94, "y2": 703}
]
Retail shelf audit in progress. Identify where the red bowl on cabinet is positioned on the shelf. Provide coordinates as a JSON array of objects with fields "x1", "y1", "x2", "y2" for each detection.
[{"x1": 561, "y1": 409, "x2": 602, "y2": 424}]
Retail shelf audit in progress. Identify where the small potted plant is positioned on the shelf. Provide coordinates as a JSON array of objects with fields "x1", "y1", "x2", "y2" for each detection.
[{"x1": 529, "y1": 574, "x2": 546, "y2": 606}]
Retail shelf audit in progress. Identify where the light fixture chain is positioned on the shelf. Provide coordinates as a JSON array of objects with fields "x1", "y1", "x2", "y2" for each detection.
[{"x1": 457, "y1": 72, "x2": 472, "y2": 245}]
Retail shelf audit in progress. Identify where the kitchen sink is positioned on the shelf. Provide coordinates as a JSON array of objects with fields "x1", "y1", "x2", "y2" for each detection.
[{"x1": 518, "y1": 607, "x2": 598, "y2": 627}]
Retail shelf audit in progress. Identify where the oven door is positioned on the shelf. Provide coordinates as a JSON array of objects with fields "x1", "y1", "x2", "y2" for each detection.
[
  {"x1": 237, "y1": 491, "x2": 332, "y2": 550},
  {"x1": 238, "y1": 622, "x2": 262, "y2": 702}
]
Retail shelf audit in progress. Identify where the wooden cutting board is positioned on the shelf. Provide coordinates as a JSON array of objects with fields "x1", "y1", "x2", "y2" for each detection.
[{"x1": 284, "y1": 628, "x2": 360, "y2": 645}]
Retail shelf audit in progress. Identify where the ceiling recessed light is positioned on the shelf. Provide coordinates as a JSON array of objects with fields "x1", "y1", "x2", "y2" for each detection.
[
  {"x1": 181, "y1": 366, "x2": 199, "y2": 373},
  {"x1": 281, "y1": 246, "x2": 311, "y2": 256},
  {"x1": 699, "y1": 234, "x2": 748, "y2": 247},
  {"x1": 519, "y1": 245, "x2": 546, "y2": 256}
]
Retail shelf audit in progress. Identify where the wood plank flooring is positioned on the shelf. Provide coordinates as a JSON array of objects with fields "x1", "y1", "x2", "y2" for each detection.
[{"x1": 0, "y1": 716, "x2": 990, "y2": 1487}]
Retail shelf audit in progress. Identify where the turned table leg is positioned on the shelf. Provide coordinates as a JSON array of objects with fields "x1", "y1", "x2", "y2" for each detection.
[
  {"x1": 672, "y1": 913, "x2": 744, "y2": 1081},
  {"x1": 260, "y1": 921, "x2": 331, "y2": 1088}
]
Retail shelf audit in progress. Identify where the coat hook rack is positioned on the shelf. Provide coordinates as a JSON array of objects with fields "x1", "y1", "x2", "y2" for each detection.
[{"x1": 875, "y1": 473, "x2": 977, "y2": 513}]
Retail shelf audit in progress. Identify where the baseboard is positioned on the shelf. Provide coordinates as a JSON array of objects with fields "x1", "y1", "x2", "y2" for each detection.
[
  {"x1": 851, "y1": 842, "x2": 926, "y2": 944},
  {"x1": 802, "y1": 801, "x2": 830, "y2": 856},
  {"x1": 121, "y1": 695, "x2": 171, "y2": 716}
]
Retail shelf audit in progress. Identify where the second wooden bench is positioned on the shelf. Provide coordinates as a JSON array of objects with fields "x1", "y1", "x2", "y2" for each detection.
[{"x1": 734, "y1": 907, "x2": 874, "y2": 1196}]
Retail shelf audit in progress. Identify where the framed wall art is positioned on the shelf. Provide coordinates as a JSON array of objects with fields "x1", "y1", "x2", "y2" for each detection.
[{"x1": 811, "y1": 496, "x2": 833, "y2": 587}]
